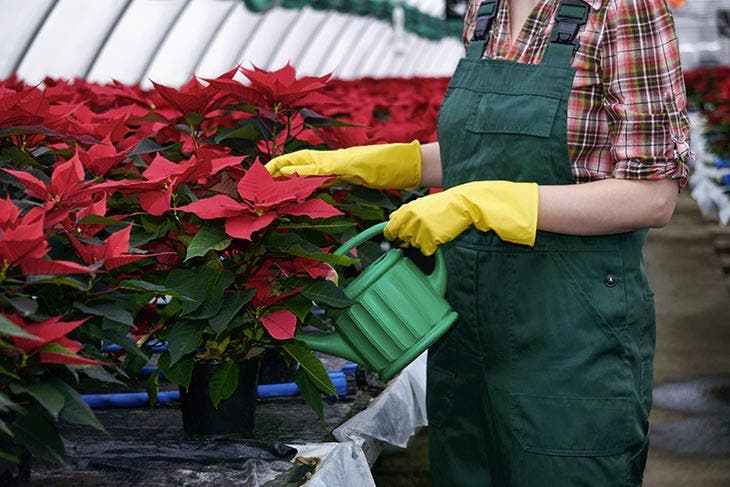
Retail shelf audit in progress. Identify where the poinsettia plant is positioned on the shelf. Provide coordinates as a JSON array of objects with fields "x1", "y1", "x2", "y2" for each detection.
[
  {"x1": 0, "y1": 198, "x2": 108, "y2": 470},
  {"x1": 0, "y1": 63, "x2": 452, "y2": 469},
  {"x1": 1, "y1": 63, "x2": 373, "y2": 419},
  {"x1": 684, "y1": 65, "x2": 730, "y2": 159}
]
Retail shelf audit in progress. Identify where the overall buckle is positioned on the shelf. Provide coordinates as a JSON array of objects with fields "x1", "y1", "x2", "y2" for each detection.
[
  {"x1": 472, "y1": 0, "x2": 500, "y2": 42},
  {"x1": 550, "y1": 0, "x2": 590, "y2": 52}
]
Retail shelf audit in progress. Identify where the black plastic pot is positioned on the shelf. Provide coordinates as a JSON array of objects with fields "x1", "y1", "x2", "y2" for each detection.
[
  {"x1": 179, "y1": 358, "x2": 261, "y2": 439},
  {"x1": 257, "y1": 347, "x2": 298, "y2": 385}
]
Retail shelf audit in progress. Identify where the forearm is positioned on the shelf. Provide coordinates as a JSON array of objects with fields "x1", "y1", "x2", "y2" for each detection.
[
  {"x1": 419, "y1": 142, "x2": 443, "y2": 187},
  {"x1": 537, "y1": 178, "x2": 679, "y2": 235}
]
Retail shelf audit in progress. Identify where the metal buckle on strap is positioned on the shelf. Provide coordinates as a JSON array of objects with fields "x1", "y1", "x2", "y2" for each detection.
[
  {"x1": 550, "y1": 0, "x2": 590, "y2": 52},
  {"x1": 472, "y1": 0, "x2": 499, "y2": 42}
]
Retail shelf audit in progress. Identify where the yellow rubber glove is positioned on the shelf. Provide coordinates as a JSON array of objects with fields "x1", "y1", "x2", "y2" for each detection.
[
  {"x1": 384, "y1": 181, "x2": 539, "y2": 255},
  {"x1": 265, "y1": 140, "x2": 422, "y2": 190}
]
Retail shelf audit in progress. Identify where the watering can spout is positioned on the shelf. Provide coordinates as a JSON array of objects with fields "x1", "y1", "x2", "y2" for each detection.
[{"x1": 295, "y1": 330, "x2": 364, "y2": 366}]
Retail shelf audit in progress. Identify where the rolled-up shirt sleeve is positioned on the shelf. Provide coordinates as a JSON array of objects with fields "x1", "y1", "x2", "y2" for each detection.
[{"x1": 601, "y1": 0, "x2": 691, "y2": 190}]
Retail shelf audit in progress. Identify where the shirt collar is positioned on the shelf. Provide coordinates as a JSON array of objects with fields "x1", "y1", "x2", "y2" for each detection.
[{"x1": 583, "y1": 0, "x2": 603, "y2": 10}]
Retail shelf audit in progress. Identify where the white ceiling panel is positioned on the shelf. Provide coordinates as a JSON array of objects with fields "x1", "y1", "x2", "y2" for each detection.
[{"x1": 17, "y1": 0, "x2": 129, "y2": 84}]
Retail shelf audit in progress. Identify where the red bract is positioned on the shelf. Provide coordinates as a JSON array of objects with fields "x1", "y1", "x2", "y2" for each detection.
[
  {"x1": 206, "y1": 63, "x2": 336, "y2": 111},
  {"x1": 177, "y1": 161, "x2": 342, "y2": 240},
  {"x1": 3, "y1": 153, "x2": 99, "y2": 227},
  {"x1": 67, "y1": 225, "x2": 164, "y2": 270},
  {"x1": 5, "y1": 314, "x2": 100, "y2": 365},
  {"x1": 0, "y1": 204, "x2": 90, "y2": 275},
  {"x1": 98, "y1": 152, "x2": 243, "y2": 216},
  {"x1": 246, "y1": 257, "x2": 336, "y2": 307},
  {"x1": 151, "y1": 76, "x2": 226, "y2": 120},
  {"x1": 260, "y1": 310, "x2": 296, "y2": 340}
]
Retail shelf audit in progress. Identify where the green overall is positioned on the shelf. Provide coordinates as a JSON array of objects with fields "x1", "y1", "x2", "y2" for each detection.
[{"x1": 428, "y1": 1, "x2": 656, "y2": 485}]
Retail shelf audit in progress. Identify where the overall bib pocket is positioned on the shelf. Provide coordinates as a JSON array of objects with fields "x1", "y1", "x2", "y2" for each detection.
[{"x1": 466, "y1": 92, "x2": 561, "y2": 137}]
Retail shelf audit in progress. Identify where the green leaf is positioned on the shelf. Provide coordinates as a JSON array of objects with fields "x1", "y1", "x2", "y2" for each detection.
[
  {"x1": 98, "y1": 326, "x2": 149, "y2": 361},
  {"x1": 157, "y1": 353, "x2": 194, "y2": 389},
  {"x1": 276, "y1": 218, "x2": 357, "y2": 233},
  {"x1": 184, "y1": 112, "x2": 204, "y2": 126},
  {"x1": 10, "y1": 380, "x2": 66, "y2": 420},
  {"x1": 25, "y1": 275, "x2": 90, "y2": 291},
  {"x1": 13, "y1": 407, "x2": 68, "y2": 465},
  {"x1": 167, "y1": 320, "x2": 204, "y2": 365},
  {"x1": 0, "y1": 392, "x2": 21, "y2": 413},
  {"x1": 129, "y1": 138, "x2": 175, "y2": 156},
  {"x1": 81, "y1": 366, "x2": 125, "y2": 386},
  {"x1": 300, "y1": 108, "x2": 363, "y2": 128},
  {"x1": 119, "y1": 279, "x2": 177, "y2": 296},
  {"x1": 166, "y1": 266, "x2": 215, "y2": 315},
  {"x1": 185, "y1": 227, "x2": 233, "y2": 261},
  {"x1": 214, "y1": 123, "x2": 261, "y2": 143},
  {"x1": 146, "y1": 372, "x2": 159, "y2": 409},
  {"x1": 0, "y1": 315, "x2": 37, "y2": 339},
  {"x1": 76, "y1": 215, "x2": 129, "y2": 227},
  {"x1": 187, "y1": 269, "x2": 234, "y2": 320},
  {"x1": 74, "y1": 302, "x2": 134, "y2": 327},
  {"x1": 281, "y1": 341, "x2": 336, "y2": 396},
  {"x1": 283, "y1": 294, "x2": 318, "y2": 322},
  {"x1": 56, "y1": 381, "x2": 106, "y2": 432},
  {"x1": 294, "y1": 368, "x2": 324, "y2": 420},
  {"x1": 209, "y1": 290, "x2": 255, "y2": 335},
  {"x1": 6, "y1": 297, "x2": 38, "y2": 317},
  {"x1": 301, "y1": 279, "x2": 353, "y2": 308},
  {"x1": 0, "y1": 418, "x2": 12, "y2": 438},
  {"x1": 208, "y1": 360, "x2": 238, "y2": 409},
  {"x1": 265, "y1": 233, "x2": 357, "y2": 266},
  {"x1": 124, "y1": 352, "x2": 148, "y2": 379}
]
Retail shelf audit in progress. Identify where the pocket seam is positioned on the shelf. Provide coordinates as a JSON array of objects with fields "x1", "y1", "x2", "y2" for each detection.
[
  {"x1": 466, "y1": 92, "x2": 560, "y2": 137},
  {"x1": 426, "y1": 366, "x2": 455, "y2": 428},
  {"x1": 510, "y1": 392, "x2": 633, "y2": 457}
]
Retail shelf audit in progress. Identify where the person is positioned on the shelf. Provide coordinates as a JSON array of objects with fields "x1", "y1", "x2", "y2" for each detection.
[{"x1": 266, "y1": 0, "x2": 691, "y2": 484}]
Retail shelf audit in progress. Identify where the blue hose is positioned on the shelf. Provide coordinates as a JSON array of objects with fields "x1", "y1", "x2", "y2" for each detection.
[
  {"x1": 82, "y1": 370, "x2": 351, "y2": 408},
  {"x1": 103, "y1": 341, "x2": 168, "y2": 353}
]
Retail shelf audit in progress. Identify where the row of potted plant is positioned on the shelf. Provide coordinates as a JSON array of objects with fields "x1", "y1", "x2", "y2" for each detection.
[
  {"x1": 0, "y1": 64, "x2": 448, "y2": 478},
  {"x1": 683, "y1": 65, "x2": 730, "y2": 160}
]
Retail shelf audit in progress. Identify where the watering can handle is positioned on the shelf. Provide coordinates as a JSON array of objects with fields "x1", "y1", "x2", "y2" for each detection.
[{"x1": 333, "y1": 222, "x2": 448, "y2": 296}]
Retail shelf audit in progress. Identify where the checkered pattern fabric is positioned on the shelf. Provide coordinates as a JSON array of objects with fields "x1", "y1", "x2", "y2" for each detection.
[{"x1": 462, "y1": 0, "x2": 691, "y2": 189}]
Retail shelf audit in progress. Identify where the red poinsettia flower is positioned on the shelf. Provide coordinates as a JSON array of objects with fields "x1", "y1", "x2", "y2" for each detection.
[
  {"x1": 246, "y1": 256, "x2": 337, "y2": 307},
  {"x1": 97, "y1": 152, "x2": 243, "y2": 216},
  {"x1": 0, "y1": 201, "x2": 90, "y2": 275},
  {"x1": 76, "y1": 138, "x2": 127, "y2": 176},
  {"x1": 205, "y1": 63, "x2": 336, "y2": 112},
  {"x1": 150, "y1": 76, "x2": 227, "y2": 120},
  {"x1": 67, "y1": 224, "x2": 166, "y2": 270},
  {"x1": 3, "y1": 152, "x2": 99, "y2": 227},
  {"x1": 5, "y1": 314, "x2": 101, "y2": 365},
  {"x1": 177, "y1": 161, "x2": 342, "y2": 239}
]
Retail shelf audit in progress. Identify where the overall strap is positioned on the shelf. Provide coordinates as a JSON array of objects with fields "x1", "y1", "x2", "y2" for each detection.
[
  {"x1": 466, "y1": 0, "x2": 500, "y2": 60},
  {"x1": 541, "y1": 0, "x2": 591, "y2": 67}
]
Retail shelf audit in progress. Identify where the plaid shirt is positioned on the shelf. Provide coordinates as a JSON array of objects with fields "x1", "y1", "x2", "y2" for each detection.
[{"x1": 462, "y1": 0, "x2": 691, "y2": 189}]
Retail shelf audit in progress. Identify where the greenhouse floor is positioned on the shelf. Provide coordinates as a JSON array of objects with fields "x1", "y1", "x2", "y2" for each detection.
[{"x1": 371, "y1": 191, "x2": 730, "y2": 487}]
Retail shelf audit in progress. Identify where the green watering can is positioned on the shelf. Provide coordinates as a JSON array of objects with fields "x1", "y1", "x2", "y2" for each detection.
[{"x1": 298, "y1": 222, "x2": 458, "y2": 382}]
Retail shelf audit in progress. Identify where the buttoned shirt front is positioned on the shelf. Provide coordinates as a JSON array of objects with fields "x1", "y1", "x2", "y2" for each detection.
[{"x1": 462, "y1": 0, "x2": 691, "y2": 189}]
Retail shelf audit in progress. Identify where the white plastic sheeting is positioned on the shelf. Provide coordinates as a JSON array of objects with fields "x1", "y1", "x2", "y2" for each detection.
[
  {"x1": 688, "y1": 112, "x2": 730, "y2": 225},
  {"x1": 0, "y1": 0, "x2": 464, "y2": 87},
  {"x1": 289, "y1": 352, "x2": 429, "y2": 486}
]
